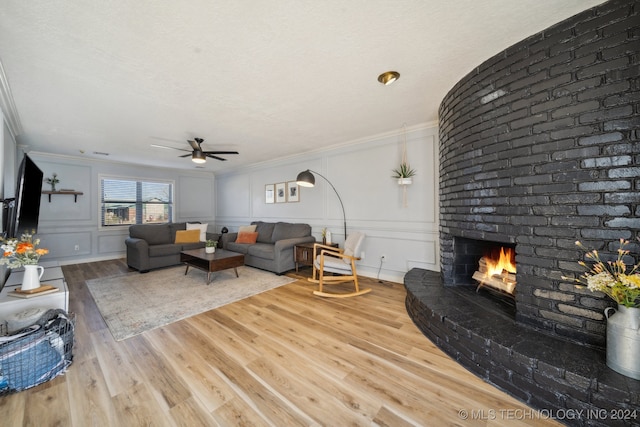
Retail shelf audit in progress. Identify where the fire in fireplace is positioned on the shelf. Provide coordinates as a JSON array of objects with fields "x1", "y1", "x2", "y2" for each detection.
[{"x1": 472, "y1": 246, "x2": 516, "y2": 296}]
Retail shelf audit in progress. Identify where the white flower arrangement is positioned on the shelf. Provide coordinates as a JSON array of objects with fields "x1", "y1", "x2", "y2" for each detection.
[{"x1": 563, "y1": 239, "x2": 640, "y2": 308}]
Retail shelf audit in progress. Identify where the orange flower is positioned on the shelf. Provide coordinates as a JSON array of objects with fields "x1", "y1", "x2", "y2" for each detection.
[
  {"x1": 0, "y1": 232, "x2": 49, "y2": 268},
  {"x1": 15, "y1": 242, "x2": 33, "y2": 253}
]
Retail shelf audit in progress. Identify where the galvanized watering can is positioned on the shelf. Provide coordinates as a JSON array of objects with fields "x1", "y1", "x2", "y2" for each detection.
[{"x1": 605, "y1": 305, "x2": 640, "y2": 380}]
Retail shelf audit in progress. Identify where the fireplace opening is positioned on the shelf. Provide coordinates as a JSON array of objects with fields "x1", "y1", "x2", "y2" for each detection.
[
  {"x1": 450, "y1": 236, "x2": 517, "y2": 316},
  {"x1": 472, "y1": 246, "x2": 516, "y2": 298}
]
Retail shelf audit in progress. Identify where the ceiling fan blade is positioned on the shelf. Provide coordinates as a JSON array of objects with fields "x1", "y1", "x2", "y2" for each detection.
[
  {"x1": 202, "y1": 151, "x2": 239, "y2": 155},
  {"x1": 187, "y1": 139, "x2": 200, "y2": 151},
  {"x1": 206, "y1": 154, "x2": 228, "y2": 161},
  {"x1": 179, "y1": 153, "x2": 192, "y2": 158},
  {"x1": 151, "y1": 144, "x2": 191, "y2": 152}
]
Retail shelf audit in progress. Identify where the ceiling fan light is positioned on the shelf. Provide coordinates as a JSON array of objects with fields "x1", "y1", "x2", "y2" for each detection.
[
  {"x1": 378, "y1": 71, "x2": 400, "y2": 85},
  {"x1": 192, "y1": 150, "x2": 206, "y2": 163}
]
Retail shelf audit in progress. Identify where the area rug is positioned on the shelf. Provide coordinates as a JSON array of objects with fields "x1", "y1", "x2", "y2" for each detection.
[{"x1": 86, "y1": 265, "x2": 295, "y2": 341}]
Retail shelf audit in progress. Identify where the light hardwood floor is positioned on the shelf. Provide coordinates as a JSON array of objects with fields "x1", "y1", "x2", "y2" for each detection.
[{"x1": 0, "y1": 259, "x2": 560, "y2": 426}]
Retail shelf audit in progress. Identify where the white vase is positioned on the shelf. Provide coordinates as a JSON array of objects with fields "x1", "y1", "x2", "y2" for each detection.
[
  {"x1": 205, "y1": 247, "x2": 215, "y2": 254},
  {"x1": 604, "y1": 305, "x2": 640, "y2": 380},
  {"x1": 398, "y1": 177, "x2": 413, "y2": 185},
  {"x1": 22, "y1": 264, "x2": 44, "y2": 291}
]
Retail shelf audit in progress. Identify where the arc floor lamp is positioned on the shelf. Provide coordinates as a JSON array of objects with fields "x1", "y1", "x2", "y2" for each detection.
[{"x1": 296, "y1": 169, "x2": 347, "y2": 240}]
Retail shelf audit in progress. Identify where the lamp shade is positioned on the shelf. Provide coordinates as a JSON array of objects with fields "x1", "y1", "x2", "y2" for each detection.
[
  {"x1": 296, "y1": 170, "x2": 315, "y2": 187},
  {"x1": 192, "y1": 150, "x2": 206, "y2": 164},
  {"x1": 295, "y1": 168, "x2": 347, "y2": 240}
]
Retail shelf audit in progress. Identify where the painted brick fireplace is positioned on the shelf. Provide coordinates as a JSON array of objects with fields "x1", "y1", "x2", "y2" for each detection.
[
  {"x1": 438, "y1": 0, "x2": 640, "y2": 348},
  {"x1": 405, "y1": 0, "x2": 639, "y2": 424}
]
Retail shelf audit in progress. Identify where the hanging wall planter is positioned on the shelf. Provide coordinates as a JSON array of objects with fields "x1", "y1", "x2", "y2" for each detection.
[
  {"x1": 393, "y1": 163, "x2": 416, "y2": 185},
  {"x1": 393, "y1": 163, "x2": 416, "y2": 181},
  {"x1": 392, "y1": 125, "x2": 417, "y2": 207},
  {"x1": 392, "y1": 161, "x2": 416, "y2": 184}
]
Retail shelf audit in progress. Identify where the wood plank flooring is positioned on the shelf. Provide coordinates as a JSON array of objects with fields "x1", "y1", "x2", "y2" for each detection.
[{"x1": 0, "y1": 259, "x2": 560, "y2": 426}]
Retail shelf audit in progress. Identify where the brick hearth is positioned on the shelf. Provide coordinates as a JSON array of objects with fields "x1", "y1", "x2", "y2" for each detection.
[{"x1": 405, "y1": 269, "x2": 640, "y2": 426}]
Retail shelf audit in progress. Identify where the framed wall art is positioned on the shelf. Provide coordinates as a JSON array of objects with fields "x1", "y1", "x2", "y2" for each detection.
[
  {"x1": 265, "y1": 184, "x2": 275, "y2": 204},
  {"x1": 286, "y1": 181, "x2": 299, "y2": 202},
  {"x1": 275, "y1": 182, "x2": 286, "y2": 203}
]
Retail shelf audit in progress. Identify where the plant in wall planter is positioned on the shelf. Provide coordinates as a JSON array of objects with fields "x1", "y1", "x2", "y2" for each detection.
[
  {"x1": 392, "y1": 163, "x2": 416, "y2": 185},
  {"x1": 205, "y1": 239, "x2": 217, "y2": 253}
]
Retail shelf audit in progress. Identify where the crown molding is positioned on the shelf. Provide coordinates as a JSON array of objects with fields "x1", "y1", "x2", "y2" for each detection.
[{"x1": 0, "y1": 59, "x2": 23, "y2": 138}]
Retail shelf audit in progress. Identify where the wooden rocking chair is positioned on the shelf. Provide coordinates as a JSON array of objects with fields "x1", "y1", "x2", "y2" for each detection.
[{"x1": 308, "y1": 232, "x2": 371, "y2": 298}]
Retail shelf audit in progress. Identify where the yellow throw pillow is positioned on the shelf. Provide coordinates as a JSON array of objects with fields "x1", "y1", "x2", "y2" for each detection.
[
  {"x1": 175, "y1": 229, "x2": 201, "y2": 244},
  {"x1": 186, "y1": 222, "x2": 208, "y2": 242}
]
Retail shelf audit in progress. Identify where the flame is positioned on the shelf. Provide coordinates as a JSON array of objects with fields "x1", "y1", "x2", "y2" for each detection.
[{"x1": 485, "y1": 247, "x2": 516, "y2": 277}]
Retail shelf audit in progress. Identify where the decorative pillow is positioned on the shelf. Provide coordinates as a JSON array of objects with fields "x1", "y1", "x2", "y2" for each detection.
[
  {"x1": 253, "y1": 221, "x2": 276, "y2": 243},
  {"x1": 175, "y1": 229, "x2": 201, "y2": 244},
  {"x1": 238, "y1": 224, "x2": 257, "y2": 233},
  {"x1": 236, "y1": 231, "x2": 258, "y2": 244},
  {"x1": 187, "y1": 223, "x2": 208, "y2": 242}
]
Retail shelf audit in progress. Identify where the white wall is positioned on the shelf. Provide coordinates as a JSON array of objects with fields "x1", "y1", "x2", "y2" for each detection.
[
  {"x1": 215, "y1": 124, "x2": 440, "y2": 283},
  {"x1": 25, "y1": 153, "x2": 216, "y2": 265},
  {"x1": 1, "y1": 112, "x2": 17, "y2": 282}
]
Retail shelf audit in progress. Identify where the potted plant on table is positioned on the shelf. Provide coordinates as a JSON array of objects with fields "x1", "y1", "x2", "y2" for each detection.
[
  {"x1": 392, "y1": 163, "x2": 416, "y2": 185},
  {"x1": 205, "y1": 239, "x2": 217, "y2": 254}
]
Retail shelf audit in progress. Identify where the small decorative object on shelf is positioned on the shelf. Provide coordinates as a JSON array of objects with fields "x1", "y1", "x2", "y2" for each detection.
[
  {"x1": 321, "y1": 228, "x2": 327, "y2": 245},
  {"x1": 44, "y1": 173, "x2": 60, "y2": 192},
  {"x1": 563, "y1": 239, "x2": 640, "y2": 379},
  {"x1": 205, "y1": 239, "x2": 217, "y2": 254}
]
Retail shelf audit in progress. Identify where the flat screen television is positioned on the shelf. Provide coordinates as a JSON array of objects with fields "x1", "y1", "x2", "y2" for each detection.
[{"x1": 3, "y1": 154, "x2": 44, "y2": 238}]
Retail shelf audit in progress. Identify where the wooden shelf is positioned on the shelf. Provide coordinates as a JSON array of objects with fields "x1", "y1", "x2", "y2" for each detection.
[{"x1": 41, "y1": 191, "x2": 83, "y2": 202}]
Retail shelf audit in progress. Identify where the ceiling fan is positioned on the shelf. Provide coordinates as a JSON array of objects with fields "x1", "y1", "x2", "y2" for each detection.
[{"x1": 151, "y1": 138, "x2": 239, "y2": 163}]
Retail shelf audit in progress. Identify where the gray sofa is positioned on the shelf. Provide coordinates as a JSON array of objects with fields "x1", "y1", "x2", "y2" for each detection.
[
  {"x1": 222, "y1": 221, "x2": 315, "y2": 274},
  {"x1": 125, "y1": 222, "x2": 219, "y2": 272}
]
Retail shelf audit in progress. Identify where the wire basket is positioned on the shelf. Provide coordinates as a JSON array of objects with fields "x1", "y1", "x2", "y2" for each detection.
[{"x1": 0, "y1": 309, "x2": 74, "y2": 395}]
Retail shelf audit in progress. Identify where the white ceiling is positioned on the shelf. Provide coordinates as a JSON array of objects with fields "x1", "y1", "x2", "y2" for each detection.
[{"x1": 0, "y1": 1, "x2": 604, "y2": 172}]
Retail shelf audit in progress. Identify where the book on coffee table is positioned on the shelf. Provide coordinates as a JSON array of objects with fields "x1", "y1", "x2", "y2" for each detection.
[{"x1": 8, "y1": 284, "x2": 60, "y2": 298}]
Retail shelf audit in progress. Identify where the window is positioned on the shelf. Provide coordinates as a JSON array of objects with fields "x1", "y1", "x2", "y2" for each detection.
[{"x1": 100, "y1": 176, "x2": 173, "y2": 227}]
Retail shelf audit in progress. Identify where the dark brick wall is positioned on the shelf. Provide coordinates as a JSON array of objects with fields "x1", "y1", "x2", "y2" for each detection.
[{"x1": 439, "y1": 0, "x2": 639, "y2": 348}]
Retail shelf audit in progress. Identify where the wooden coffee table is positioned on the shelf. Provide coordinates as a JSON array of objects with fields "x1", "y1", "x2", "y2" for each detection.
[{"x1": 180, "y1": 248, "x2": 245, "y2": 284}]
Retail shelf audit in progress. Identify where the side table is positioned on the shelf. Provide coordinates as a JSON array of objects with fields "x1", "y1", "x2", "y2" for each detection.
[
  {"x1": 0, "y1": 264, "x2": 69, "y2": 334},
  {"x1": 294, "y1": 242, "x2": 339, "y2": 272}
]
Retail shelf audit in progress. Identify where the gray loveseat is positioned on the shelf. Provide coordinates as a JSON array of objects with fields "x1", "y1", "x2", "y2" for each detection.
[
  {"x1": 221, "y1": 221, "x2": 315, "y2": 274},
  {"x1": 125, "y1": 222, "x2": 219, "y2": 272}
]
